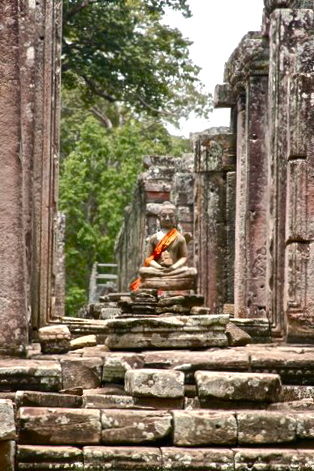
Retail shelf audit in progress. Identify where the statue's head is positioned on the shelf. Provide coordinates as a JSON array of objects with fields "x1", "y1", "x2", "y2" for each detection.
[{"x1": 158, "y1": 201, "x2": 177, "y2": 229}]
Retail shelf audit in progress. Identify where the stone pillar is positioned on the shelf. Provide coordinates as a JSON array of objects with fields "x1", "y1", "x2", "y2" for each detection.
[
  {"x1": 221, "y1": 33, "x2": 269, "y2": 319},
  {"x1": 265, "y1": 2, "x2": 314, "y2": 340},
  {"x1": 0, "y1": 0, "x2": 62, "y2": 353},
  {"x1": 193, "y1": 129, "x2": 236, "y2": 312}
]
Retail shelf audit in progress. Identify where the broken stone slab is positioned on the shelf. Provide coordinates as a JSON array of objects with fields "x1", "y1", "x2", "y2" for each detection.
[
  {"x1": 0, "y1": 360, "x2": 61, "y2": 392},
  {"x1": 125, "y1": 369, "x2": 184, "y2": 398},
  {"x1": 70, "y1": 335, "x2": 97, "y2": 350},
  {"x1": 84, "y1": 394, "x2": 136, "y2": 409},
  {"x1": 60, "y1": 357, "x2": 103, "y2": 390},
  {"x1": 102, "y1": 353, "x2": 144, "y2": 383},
  {"x1": 17, "y1": 445, "x2": 83, "y2": 470},
  {"x1": 83, "y1": 446, "x2": 162, "y2": 471},
  {"x1": 0, "y1": 441, "x2": 15, "y2": 471},
  {"x1": 237, "y1": 411, "x2": 296, "y2": 444},
  {"x1": 18, "y1": 407, "x2": 101, "y2": 445},
  {"x1": 0, "y1": 400, "x2": 16, "y2": 440},
  {"x1": 38, "y1": 325, "x2": 71, "y2": 354},
  {"x1": 105, "y1": 315, "x2": 229, "y2": 350},
  {"x1": 195, "y1": 371, "x2": 281, "y2": 402},
  {"x1": 101, "y1": 409, "x2": 172, "y2": 444},
  {"x1": 161, "y1": 447, "x2": 234, "y2": 470},
  {"x1": 15, "y1": 391, "x2": 83, "y2": 408},
  {"x1": 233, "y1": 448, "x2": 314, "y2": 471},
  {"x1": 225, "y1": 322, "x2": 252, "y2": 346},
  {"x1": 172, "y1": 410, "x2": 237, "y2": 446}
]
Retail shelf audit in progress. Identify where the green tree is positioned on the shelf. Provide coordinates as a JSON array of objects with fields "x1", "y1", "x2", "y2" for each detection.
[
  {"x1": 59, "y1": 112, "x2": 189, "y2": 315},
  {"x1": 62, "y1": 0, "x2": 212, "y2": 124}
]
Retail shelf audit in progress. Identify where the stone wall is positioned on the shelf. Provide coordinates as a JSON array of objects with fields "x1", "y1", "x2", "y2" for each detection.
[
  {"x1": 0, "y1": 0, "x2": 62, "y2": 354},
  {"x1": 216, "y1": 0, "x2": 314, "y2": 340}
]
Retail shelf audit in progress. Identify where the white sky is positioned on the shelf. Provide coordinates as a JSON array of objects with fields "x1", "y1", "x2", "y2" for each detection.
[{"x1": 163, "y1": 0, "x2": 265, "y2": 137}]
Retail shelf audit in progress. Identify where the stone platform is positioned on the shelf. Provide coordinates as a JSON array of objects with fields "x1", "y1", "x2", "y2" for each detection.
[{"x1": 104, "y1": 315, "x2": 229, "y2": 349}]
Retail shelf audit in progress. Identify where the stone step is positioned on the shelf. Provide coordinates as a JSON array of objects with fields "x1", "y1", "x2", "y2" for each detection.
[
  {"x1": 195, "y1": 371, "x2": 282, "y2": 403},
  {"x1": 16, "y1": 406, "x2": 314, "y2": 447},
  {"x1": 15, "y1": 445, "x2": 314, "y2": 470}
]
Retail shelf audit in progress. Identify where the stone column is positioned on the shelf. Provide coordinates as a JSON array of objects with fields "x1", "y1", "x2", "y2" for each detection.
[
  {"x1": 265, "y1": 1, "x2": 314, "y2": 340},
  {"x1": 0, "y1": 0, "x2": 62, "y2": 353},
  {"x1": 193, "y1": 129, "x2": 236, "y2": 312},
  {"x1": 222, "y1": 33, "x2": 269, "y2": 319}
]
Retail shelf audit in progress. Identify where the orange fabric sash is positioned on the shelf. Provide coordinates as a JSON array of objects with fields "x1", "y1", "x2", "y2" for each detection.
[{"x1": 129, "y1": 228, "x2": 178, "y2": 291}]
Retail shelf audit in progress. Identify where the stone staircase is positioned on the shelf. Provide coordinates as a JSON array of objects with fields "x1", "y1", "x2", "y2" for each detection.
[{"x1": 1, "y1": 292, "x2": 314, "y2": 469}]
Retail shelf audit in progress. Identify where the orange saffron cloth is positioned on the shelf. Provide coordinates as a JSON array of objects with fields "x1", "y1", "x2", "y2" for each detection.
[{"x1": 129, "y1": 228, "x2": 178, "y2": 291}]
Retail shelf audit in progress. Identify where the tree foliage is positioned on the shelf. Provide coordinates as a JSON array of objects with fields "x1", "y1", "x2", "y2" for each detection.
[{"x1": 62, "y1": 0, "x2": 212, "y2": 124}]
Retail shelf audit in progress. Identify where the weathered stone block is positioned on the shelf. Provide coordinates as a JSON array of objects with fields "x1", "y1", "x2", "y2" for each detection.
[
  {"x1": 237, "y1": 411, "x2": 296, "y2": 444},
  {"x1": 101, "y1": 409, "x2": 172, "y2": 443},
  {"x1": 70, "y1": 335, "x2": 97, "y2": 350},
  {"x1": 84, "y1": 446, "x2": 162, "y2": 471},
  {"x1": 15, "y1": 391, "x2": 83, "y2": 408},
  {"x1": 60, "y1": 357, "x2": 103, "y2": 390},
  {"x1": 0, "y1": 400, "x2": 16, "y2": 441},
  {"x1": 102, "y1": 353, "x2": 144, "y2": 383},
  {"x1": 18, "y1": 407, "x2": 101, "y2": 445},
  {"x1": 172, "y1": 411, "x2": 237, "y2": 446},
  {"x1": 161, "y1": 447, "x2": 235, "y2": 470},
  {"x1": 17, "y1": 445, "x2": 83, "y2": 470},
  {"x1": 225, "y1": 323, "x2": 252, "y2": 346},
  {"x1": 125, "y1": 369, "x2": 184, "y2": 398},
  {"x1": 39, "y1": 325, "x2": 71, "y2": 354},
  {"x1": 195, "y1": 371, "x2": 281, "y2": 402},
  {"x1": 0, "y1": 360, "x2": 61, "y2": 392}
]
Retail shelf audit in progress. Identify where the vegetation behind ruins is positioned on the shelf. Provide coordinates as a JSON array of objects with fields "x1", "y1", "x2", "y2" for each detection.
[{"x1": 59, "y1": 0, "x2": 212, "y2": 315}]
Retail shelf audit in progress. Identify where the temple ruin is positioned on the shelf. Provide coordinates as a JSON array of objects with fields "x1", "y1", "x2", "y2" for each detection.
[{"x1": 1, "y1": 0, "x2": 314, "y2": 469}]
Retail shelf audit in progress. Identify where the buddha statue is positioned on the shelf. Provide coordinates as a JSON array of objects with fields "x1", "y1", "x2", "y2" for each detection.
[{"x1": 130, "y1": 201, "x2": 197, "y2": 291}]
